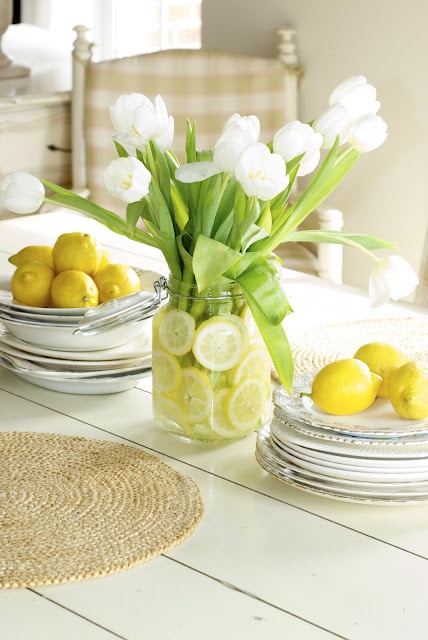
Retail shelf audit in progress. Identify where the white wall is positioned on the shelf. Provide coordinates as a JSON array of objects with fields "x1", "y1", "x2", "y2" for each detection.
[{"x1": 202, "y1": 0, "x2": 428, "y2": 292}]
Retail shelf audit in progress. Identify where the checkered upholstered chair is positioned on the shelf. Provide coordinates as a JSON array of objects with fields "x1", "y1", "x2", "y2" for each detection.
[{"x1": 71, "y1": 26, "x2": 343, "y2": 283}]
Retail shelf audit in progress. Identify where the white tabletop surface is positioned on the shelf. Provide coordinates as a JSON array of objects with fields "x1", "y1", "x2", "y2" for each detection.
[{"x1": 1, "y1": 210, "x2": 428, "y2": 640}]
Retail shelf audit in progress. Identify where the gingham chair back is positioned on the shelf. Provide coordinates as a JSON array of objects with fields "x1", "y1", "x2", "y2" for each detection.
[{"x1": 83, "y1": 49, "x2": 295, "y2": 213}]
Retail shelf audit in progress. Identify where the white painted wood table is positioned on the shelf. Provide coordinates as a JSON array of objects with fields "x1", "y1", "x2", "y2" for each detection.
[{"x1": 0, "y1": 211, "x2": 428, "y2": 640}]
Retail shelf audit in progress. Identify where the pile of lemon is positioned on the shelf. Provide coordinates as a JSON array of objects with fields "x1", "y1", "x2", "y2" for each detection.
[
  {"x1": 309, "y1": 342, "x2": 428, "y2": 420},
  {"x1": 8, "y1": 232, "x2": 141, "y2": 309}
]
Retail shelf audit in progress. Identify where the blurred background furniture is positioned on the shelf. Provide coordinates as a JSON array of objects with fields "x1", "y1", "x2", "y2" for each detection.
[
  {"x1": 0, "y1": 0, "x2": 28, "y2": 79},
  {"x1": 71, "y1": 25, "x2": 344, "y2": 283},
  {"x1": 0, "y1": 21, "x2": 72, "y2": 220}
]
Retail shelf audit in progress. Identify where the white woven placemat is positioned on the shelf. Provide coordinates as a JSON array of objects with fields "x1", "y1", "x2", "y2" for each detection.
[
  {"x1": 272, "y1": 316, "x2": 428, "y2": 381},
  {"x1": 0, "y1": 431, "x2": 204, "y2": 589}
]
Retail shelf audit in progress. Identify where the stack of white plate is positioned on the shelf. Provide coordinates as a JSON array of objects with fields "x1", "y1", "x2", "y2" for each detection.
[
  {"x1": 0, "y1": 300, "x2": 152, "y2": 395},
  {"x1": 256, "y1": 371, "x2": 428, "y2": 505}
]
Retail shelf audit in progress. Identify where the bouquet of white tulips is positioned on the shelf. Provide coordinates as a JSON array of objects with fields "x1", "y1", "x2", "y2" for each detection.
[{"x1": 0, "y1": 75, "x2": 419, "y2": 393}]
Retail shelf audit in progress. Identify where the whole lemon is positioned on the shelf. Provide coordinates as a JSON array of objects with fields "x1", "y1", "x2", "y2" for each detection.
[
  {"x1": 388, "y1": 361, "x2": 428, "y2": 419},
  {"x1": 353, "y1": 342, "x2": 409, "y2": 398},
  {"x1": 52, "y1": 232, "x2": 103, "y2": 277},
  {"x1": 50, "y1": 270, "x2": 99, "y2": 308},
  {"x1": 9, "y1": 245, "x2": 54, "y2": 269},
  {"x1": 11, "y1": 261, "x2": 56, "y2": 308},
  {"x1": 93, "y1": 263, "x2": 141, "y2": 303},
  {"x1": 310, "y1": 358, "x2": 382, "y2": 416}
]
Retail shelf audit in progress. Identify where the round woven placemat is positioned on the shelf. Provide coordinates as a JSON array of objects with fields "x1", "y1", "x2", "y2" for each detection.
[
  {"x1": 272, "y1": 316, "x2": 428, "y2": 381},
  {"x1": 0, "y1": 431, "x2": 204, "y2": 589}
]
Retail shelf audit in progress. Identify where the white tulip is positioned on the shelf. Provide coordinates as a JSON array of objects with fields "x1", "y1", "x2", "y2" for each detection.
[
  {"x1": 313, "y1": 104, "x2": 352, "y2": 149},
  {"x1": 369, "y1": 256, "x2": 419, "y2": 307},
  {"x1": 348, "y1": 114, "x2": 388, "y2": 153},
  {"x1": 214, "y1": 114, "x2": 260, "y2": 173},
  {"x1": 221, "y1": 113, "x2": 261, "y2": 138},
  {"x1": 133, "y1": 95, "x2": 174, "y2": 151},
  {"x1": 235, "y1": 143, "x2": 289, "y2": 201},
  {"x1": 273, "y1": 121, "x2": 323, "y2": 176},
  {"x1": 0, "y1": 172, "x2": 45, "y2": 214},
  {"x1": 329, "y1": 75, "x2": 380, "y2": 120},
  {"x1": 176, "y1": 113, "x2": 260, "y2": 183},
  {"x1": 103, "y1": 157, "x2": 152, "y2": 204},
  {"x1": 110, "y1": 93, "x2": 150, "y2": 135},
  {"x1": 110, "y1": 93, "x2": 150, "y2": 154},
  {"x1": 111, "y1": 93, "x2": 174, "y2": 153}
]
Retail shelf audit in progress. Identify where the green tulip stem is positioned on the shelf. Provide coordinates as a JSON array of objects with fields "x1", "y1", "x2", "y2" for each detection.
[
  {"x1": 42, "y1": 197, "x2": 158, "y2": 249},
  {"x1": 340, "y1": 237, "x2": 380, "y2": 263},
  {"x1": 144, "y1": 143, "x2": 158, "y2": 182}
]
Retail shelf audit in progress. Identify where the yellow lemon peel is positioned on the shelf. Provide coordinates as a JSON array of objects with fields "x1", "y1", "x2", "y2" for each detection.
[
  {"x1": 310, "y1": 358, "x2": 382, "y2": 416},
  {"x1": 50, "y1": 270, "x2": 99, "y2": 308},
  {"x1": 353, "y1": 342, "x2": 409, "y2": 398},
  {"x1": 11, "y1": 261, "x2": 56, "y2": 308},
  {"x1": 388, "y1": 361, "x2": 428, "y2": 420}
]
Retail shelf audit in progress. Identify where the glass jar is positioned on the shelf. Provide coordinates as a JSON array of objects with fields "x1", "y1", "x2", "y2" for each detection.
[{"x1": 152, "y1": 275, "x2": 271, "y2": 442}]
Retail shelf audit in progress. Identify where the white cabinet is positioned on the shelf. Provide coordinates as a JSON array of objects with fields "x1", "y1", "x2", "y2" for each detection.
[{"x1": 0, "y1": 90, "x2": 71, "y2": 187}]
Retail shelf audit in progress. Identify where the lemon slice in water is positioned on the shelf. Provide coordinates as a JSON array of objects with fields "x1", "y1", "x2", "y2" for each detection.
[
  {"x1": 152, "y1": 349, "x2": 182, "y2": 393},
  {"x1": 180, "y1": 367, "x2": 213, "y2": 424},
  {"x1": 209, "y1": 388, "x2": 238, "y2": 439},
  {"x1": 159, "y1": 309, "x2": 195, "y2": 356},
  {"x1": 231, "y1": 346, "x2": 271, "y2": 386},
  {"x1": 192, "y1": 316, "x2": 244, "y2": 371},
  {"x1": 226, "y1": 378, "x2": 266, "y2": 431}
]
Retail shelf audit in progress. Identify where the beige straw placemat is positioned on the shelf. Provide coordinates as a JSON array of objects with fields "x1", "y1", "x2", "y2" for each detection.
[
  {"x1": 0, "y1": 431, "x2": 204, "y2": 589},
  {"x1": 272, "y1": 316, "x2": 428, "y2": 382}
]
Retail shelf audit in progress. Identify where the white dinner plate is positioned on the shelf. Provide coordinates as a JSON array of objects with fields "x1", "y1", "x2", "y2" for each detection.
[
  {"x1": 269, "y1": 435, "x2": 428, "y2": 481},
  {"x1": 257, "y1": 432, "x2": 428, "y2": 495},
  {"x1": 7, "y1": 367, "x2": 150, "y2": 395},
  {"x1": 256, "y1": 423, "x2": 428, "y2": 505},
  {"x1": 270, "y1": 417, "x2": 428, "y2": 460},
  {"x1": 0, "y1": 341, "x2": 150, "y2": 370},
  {"x1": 0, "y1": 324, "x2": 151, "y2": 360},
  {"x1": 273, "y1": 372, "x2": 428, "y2": 437},
  {"x1": 272, "y1": 409, "x2": 428, "y2": 451},
  {"x1": 0, "y1": 350, "x2": 152, "y2": 379}
]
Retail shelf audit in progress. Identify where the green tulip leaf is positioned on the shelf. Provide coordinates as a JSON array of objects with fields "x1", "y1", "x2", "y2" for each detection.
[
  {"x1": 236, "y1": 270, "x2": 294, "y2": 394},
  {"x1": 193, "y1": 235, "x2": 241, "y2": 291},
  {"x1": 236, "y1": 258, "x2": 291, "y2": 325}
]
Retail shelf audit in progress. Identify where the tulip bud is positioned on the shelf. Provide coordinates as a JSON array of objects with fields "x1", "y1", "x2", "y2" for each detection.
[
  {"x1": 369, "y1": 256, "x2": 419, "y2": 307},
  {"x1": 0, "y1": 172, "x2": 45, "y2": 214},
  {"x1": 273, "y1": 121, "x2": 323, "y2": 176},
  {"x1": 110, "y1": 93, "x2": 174, "y2": 153},
  {"x1": 235, "y1": 143, "x2": 289, "y2": 200},
  {"x1": 348, "y1": 114, "x2": 388, "y2": 153},
  {"x1": 103, "y1": 157, "x2": 152, "y2": 203},
  {"x1": 313, "y1": 104, "x2": 352, "y2": 149},
  {"x1": 133, "y1": 95, "x2": 174, "y2": 151},
  {"x1": 329, "y1": 75, "x2": 380, "y2": 119},
  {"x1": 213, "y1": 114, "x2": 260, "y2": 173}
]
